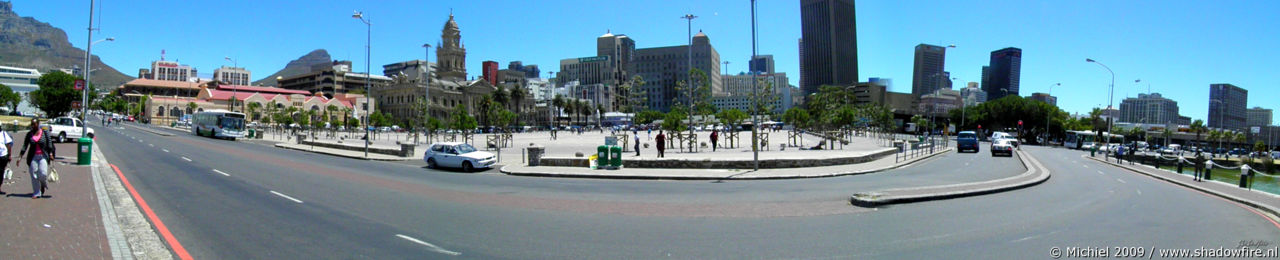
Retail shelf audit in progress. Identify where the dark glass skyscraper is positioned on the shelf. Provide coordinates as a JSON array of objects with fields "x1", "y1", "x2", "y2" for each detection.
[
  {"x1": 912, "y1": 44, "x2": 947, "y2": 97},
  {"x1": 1208, "y1": 83, "x2": 1248, "y2": 131},
  {"x1": 983, "y1": 47, "x2": 1021, "y2": 101},
  {"x1": 800, "y1": 0, "x2": 857, "y2": 100}
]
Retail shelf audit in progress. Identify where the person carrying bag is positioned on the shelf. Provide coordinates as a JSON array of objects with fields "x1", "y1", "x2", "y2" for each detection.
[
  {"x1": 18, "y1": 118, "x2": 56, "y2": 199},
  {"x1": 0, "y1": 122, "x2": 12, "y2": 194}
]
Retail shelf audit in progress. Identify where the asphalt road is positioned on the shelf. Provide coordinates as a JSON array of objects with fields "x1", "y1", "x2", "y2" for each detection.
[{"x1": 94, "y1": 120, "x2": 1280, "y2": 259}]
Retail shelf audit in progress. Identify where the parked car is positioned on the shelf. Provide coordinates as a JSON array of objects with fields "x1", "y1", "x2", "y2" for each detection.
[
  {"x1": 423, "y1": 142, "x2": 496, "y2": 172},
  {"x1": 957, "y1": 131, "x2": 980, "y2": 153},
  {"x1": 44, "y1": 116, "x2": 95, "y2": 142},
  {"x1": 991, "y1": 138, "x2": 1015, "y2": 157}
]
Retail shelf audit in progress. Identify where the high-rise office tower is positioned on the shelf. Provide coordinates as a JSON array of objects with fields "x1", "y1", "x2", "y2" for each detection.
[
  {"x1": 983, "y1": 47, "x2": 1021, "y2": 100},
  {"x1": 800, "y1": 0, "x2": 857, "y2": 99},
  {"x1": 912, "y1": 44, "x2": 947, "y2": 97},
  {"x1": 1208, "y1": 83, "x2": 1248, "y2": 131}
]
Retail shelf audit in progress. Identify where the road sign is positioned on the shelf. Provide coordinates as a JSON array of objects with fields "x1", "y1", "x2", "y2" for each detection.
[
  {"x1": 72, "y1": 101, "x2": 81, "y2": 109},
  {"x1": 74, "y1": 79, "x2": 85, "y2": 91}
]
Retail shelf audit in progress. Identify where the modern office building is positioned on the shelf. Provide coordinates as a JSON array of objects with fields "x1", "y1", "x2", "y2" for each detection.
[
  {"x1": 912, "y1": 44, "x2": 948, "y2": 97},
  {"x1": 507, "y1": 61, "x2": 541, "y2": 78},
  {"x1": 983, "y1": 47, "x2": 1021, "y2": 101},
  {"x1": 960, "y1": 82, "x2": 985, "y2": 107},
  {"x1": 149, "y1": 60, "x2": 197, "y2": 82},
  {"x1": 749, "y1": 55, "x2": 775, "y2": 74},
  {"x1": 633, "y1": 30, "x2": 721, "y2": 112},
  {"x1": 0, "y1": 65, "x2": 42, "y2": 114},
  {"x1": 382, "y1": 60, "x2": 433, "y2": 84},
  {"x1": 213, "y1": 66, "x2": 251, "y2": 86},
  {"x1": 597, "y1": 31, "x2": 636, "y2": 85},
  {"x1": 799, "y1": 0, "x2": 857, "y2": 99},
  {"x1": 1208, "y1": 83, "x2": 1248, "y2": 131},
  {"x1": 1118, "y1": 93, "x2": 1180, "y2": 125},
  {"x1": 1029, "y1": 92, "x2": 1057, "y2": 106},
  {"x1": 1247, "y1": 107, "x2": 1272, "y2": 127},
  {"x1": 714, "y1": 72, "x2": 792, "y2": 114},
  {"x1": 277, "y1": 60, "x2": 393, "y2": 98}
]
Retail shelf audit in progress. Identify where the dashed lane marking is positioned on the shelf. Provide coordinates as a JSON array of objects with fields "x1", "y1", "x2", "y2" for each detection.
[
  {"x1": 162, "y1": 149, "x2": 169, "y2": 153},
  {"x1": 395, "y1": 234, "x2": 462, "y2": 256},
  {"x1": 1116, "y1": 178, "x2": 1126, "y2": 184},
  {"x1": 1097, "y1": 170, "x2": 1104, "y2": 175},
  {"x1": 270, "y1": 191, "x2": 304, "y2": 203},
  {"x1": 181, "y1": 157, "x2": 192, "y2": 162},
  {"x1": 212, "y1": 169, "x2": 230, "y2": 177}
]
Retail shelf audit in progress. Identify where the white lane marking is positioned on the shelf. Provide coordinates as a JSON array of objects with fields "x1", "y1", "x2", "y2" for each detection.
[
  {"x1": 1136, "y1": 189, "x2": 1142, "y2": 195},
  {"x1": 162, "y1": 149, "x2": 169, "y2": 153},
  {"x1": 1083, "y1": 165, "x2": 1089, "y2": 168},
  {"x1": 212, "y1": 169, "x2": 230, "y2": 176},
  {"x1": 1073, "y1": 160, "x2": 1078, "y2": 164},
  {"x1": 181, "y1": 157, "x2": 192, "y2": 162},
  {"x1": 1097, "y1": 170, "x2": 1104, "y2": 175},
  {"x1": 1116, "y1": 178, "x2": 1126, "y2": 184},
  {"x1": 148, "y1": 144, "x2": 154, "y2": 147},
  {"x1": 270, "y1": 191, "x2": 304, "y2": 204},
  {"x1": 396, "y1": 234, "x2": 462, "y2": 256}
]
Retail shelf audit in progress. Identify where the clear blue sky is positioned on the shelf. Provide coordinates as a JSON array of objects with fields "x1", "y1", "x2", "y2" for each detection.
[{"x1": 14, "y1": 0, "x2": 1279, "y2": 123}]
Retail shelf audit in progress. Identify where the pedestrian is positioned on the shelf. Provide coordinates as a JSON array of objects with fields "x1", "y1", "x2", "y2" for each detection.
[
  {"x1": 647, "y1": 128, "x2": 652, "y2": 140},
  {"x1": 1127, "y1": 144, "x2": 1136, "y2": 165},
  {"x1": 710, "y1": 129, "x2": 719, "y2": 152},
  {"x1": 0, "y1": 123, "x2": 12, "y2": 194},
  {"x1": 655, "y1": 130, "x2": 666, "y2": 158},
  {"x1": 633, "y1": 130, "x2": 641, "y2": 156},
  {"x1": 1194, "y1": 151, "x2": 1205, "y2": 181},
  {"x1": 1115, "y1": 145, "x2": 1124, "y2": 163},
  {"x1": 18, "y1": 118, "x2": 55, "y2": 199}
]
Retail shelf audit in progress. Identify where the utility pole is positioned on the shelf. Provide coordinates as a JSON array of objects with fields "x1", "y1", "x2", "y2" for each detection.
[
  {"x1": 750, "y1": 0, "x2": 759, "y2": 170},
  {"x1": 680, "y1": 13, "x2": 697, "y2": 153}
]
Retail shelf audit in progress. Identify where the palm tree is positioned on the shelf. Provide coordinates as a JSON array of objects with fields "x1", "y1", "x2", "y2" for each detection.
[
  {"x1": 509, "y1": 87, "x2": 527, "y2": 126},
  {"x1": 562, "y1": 99, "x2": 576, "y2": 126},
  {"x1": 576, "y1": 100, "x2": 590, "y2": 126},
  {"x1": 493, "y1": 86, "x2": 510, "y2": 109},
  {"x1": 1190, "y1": 119, "x2": 1206, "y2": 149},
  {"x1": 552, "y1": 94, "x2": 565, "y2": 127},
  {"x1": 247, "y1": 102, "x2": 262, "y2": 122},
  {"x1": 1207, "y1": 129, "x2": 1221, "y2": 156}
]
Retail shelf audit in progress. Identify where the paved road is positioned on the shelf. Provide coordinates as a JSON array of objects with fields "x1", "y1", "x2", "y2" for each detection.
[{"x1": 95, "y1": 120, "x2": 1280, "y2": 259}]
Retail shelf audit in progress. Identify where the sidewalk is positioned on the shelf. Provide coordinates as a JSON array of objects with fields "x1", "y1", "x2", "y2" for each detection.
[
  {"x1": 0, "y1": 143, "x2": 111, "y2": 259},
  {"x1": 500, "y1": 147, "x2": 951, "y2": 180},
  {"x1": 1088, "y1": 155, "x2": 1280, "y2": 219}
]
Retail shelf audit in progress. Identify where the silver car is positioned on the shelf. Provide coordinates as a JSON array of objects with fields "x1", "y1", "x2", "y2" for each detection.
[{"x1": 423, "y1": 142, "x2": 497, "y2": 172}]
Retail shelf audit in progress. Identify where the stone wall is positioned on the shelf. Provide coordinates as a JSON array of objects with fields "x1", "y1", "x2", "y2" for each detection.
[{"x1": 538, "y1": 148, "x2": 896, "y2": 169}]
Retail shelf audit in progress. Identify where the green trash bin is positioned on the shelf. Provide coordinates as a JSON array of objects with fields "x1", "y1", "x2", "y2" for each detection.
[
  {"x1": 597, "y1": 145, "x2": 609, "y2": 170},
  {"x1": 248, "y1": 129, "x2": 255, "y2": 139},
  {"x1": 609, "y1": 145, "x2": 622, "y2": 169},
  {"x1": 77, "y1": 137, "x2": 93, "y2": 165}
]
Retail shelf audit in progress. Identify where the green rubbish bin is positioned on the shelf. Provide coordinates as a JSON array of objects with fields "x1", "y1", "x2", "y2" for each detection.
[
  {"x1": 77, "y1": 137, "x2": 92, "y2": 165},
  {"x1": 597, "y1": 145, "x2": 609, "y2": 170},
  {"x1": 609, "y1": 145, "x2": 622, "y2": 169}
]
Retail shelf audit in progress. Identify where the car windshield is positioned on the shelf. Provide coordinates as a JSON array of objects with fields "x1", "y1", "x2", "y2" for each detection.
[
  {"x1": 958, "y1": 133, "x2": 976, "y2": 139},
  {"x1": 455, "y1": 144, "x2": 477, "y2": 154}
]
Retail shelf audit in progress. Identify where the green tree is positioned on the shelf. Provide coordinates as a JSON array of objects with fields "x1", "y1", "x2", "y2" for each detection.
[
  {"x1": 782, "y1": 107, "x2": 811, "y2": 130},
  {"x1": 0, "y1": 83, "x2": 22, "y2": 112},
  {"x1": 661, "y1": 107, "x2": 688, "y2": 132},
  {"x1": 30, "y1": 71, "x2": 82, "y2": 117},
  {"x1": 509, "y1": 86, "x2": 528, "y2": 126},
  {"x1": 494, "y1": 109, "x2": 517, "y2": 128},
  {"x1": 247, "y1": 102, "x2": 262, "y2": 122},
  {"x1": 1190, "y1": 119, "x2": 1206, "y2": 147},
  {"x1": 449, "y1": 104, "x2": 477, "y2": 131},
  {"x1": 747, "y1": 77, "x2": 778, "y2": 122},
  {"x1": 716, "y1": 109, "x2": 749, "y2": 129},
  {"x1": 552, "y1": 94, "x2": 566, "y2": 127},
  {"x1": 618, "y1": 75, "x2": 648, "y2": 113},
  {"x1": 635, "y1": 110, "x2": 664, "y2": 125}
]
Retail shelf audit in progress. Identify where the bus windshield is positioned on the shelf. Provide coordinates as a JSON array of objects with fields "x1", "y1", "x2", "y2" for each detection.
[{"x1": 219, "y1": 116, "x2": 245, "y2": 131}]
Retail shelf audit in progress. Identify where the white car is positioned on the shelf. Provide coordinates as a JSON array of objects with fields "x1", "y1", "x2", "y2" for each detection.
[
  {"x1": 45, "y1": 117, "x2": 95, "y2": 142},
  {"x1": 423, "y1": 142, "x2": 496, "y2": 172},
  {"x1": 991, "y1": 138, "x2": 1014, "y2": 157}
]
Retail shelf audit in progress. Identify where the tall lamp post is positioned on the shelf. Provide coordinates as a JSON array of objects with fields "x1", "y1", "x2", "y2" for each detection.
[
  {"x1": 1045, "y1": 83, "x2": 1060, "y2": 144},
  {"x1": 224, "y1": 56, "x2": 239, "y2": 112},
  {"x1": 84, "y1": 37, "x2": 112, "y2": 130},
  {"x1": 422, "y1": 43, "x2": 432, "y2": 142},
  {"x1": 1086, "y1": 58, "x2": 1115, "y2": 147},
  {"x1": 353, "y1": 10, "x2": 372, "y2": 159},
  {"x1": 750, "y1": 0, "x2": 759, "y2": 170},
  {"x1": 548, "y1": 71, "x2": 555, "y2": 130},
  {"x1": 680, "y1": 13, "x2": 697, "y2": 153}
]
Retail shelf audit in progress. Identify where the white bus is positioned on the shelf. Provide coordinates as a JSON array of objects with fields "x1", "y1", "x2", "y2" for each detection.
[
  {"x1": 192, "y1": 110, "x2": 246, "y2": 140},
  {"x1": 1064, "y1": 130, "x2": 1124, "y2": 150}
]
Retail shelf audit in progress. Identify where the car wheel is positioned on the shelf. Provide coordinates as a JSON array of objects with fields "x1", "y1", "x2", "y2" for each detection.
[
  {"x1": 427, "y1": 158, "x2": 437, "y2": 169},
  {"x1": 59, "y1": 132, "x2": 67, "y2": 143},
  {"x1": 462, "y1": 161, "x2": 474, "y2": 172}
]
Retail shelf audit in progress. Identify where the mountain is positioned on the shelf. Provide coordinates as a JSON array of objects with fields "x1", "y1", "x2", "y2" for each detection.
[
  {"x1": 0, "y1": 1, "x2": 132, "y2": 89},
  {"x1": 252, "y1": 49, "x2": 332, "y2": 86}
]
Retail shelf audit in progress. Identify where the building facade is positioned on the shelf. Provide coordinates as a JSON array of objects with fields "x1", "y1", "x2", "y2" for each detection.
[
  {"x1": 0, "y1": 65, "x2": 42, "y2": 114},
  {"x1": 1029, "y1": 92, "x2": 1057, "y2": 106},
  {"x1": 383, "y1": 60, "x2": 432, "y2": 84},
  {"x1": 983, "y1": 47, "x2": 1021, "y2": 101},
  {"x1": 1208, "y1": 83, "x2": 1248, "y2": 131},
  {"x1": 633, "y1": 31, "x2": 721, "y2": 112},
  {"x1": 1118, "y1": 93, "x2": 1180, "y2": 125},
  {"x1": 482, "y1": 60, "x2": 499, "y2": 86},
  {"x1": 277, "y1": 60, "x2": 393, "y2": 98},
  {"x1": 714, "y1": 72, "x2": 792, "y2": 114},
  {"x1": 749, "y1": 55, "x2": 775, "y2": 74},
  {"x1": 1247, "y1": 107, "x2": 1272, "y2": 127},
  {"x1": 506, "y1": 61, "x2": 541, "y2": 78},
  {"x1": 918, "y1": 89, "x2": 961, "y2": 118},
  {"x1": 960, "y1": 82, "x2": 985, "y2": 107},
  {"x1": 799, "y1": 0, "x2": 857, "y2": 99},
  {"x1": 150, "y1": 60, "x2": 197, "y2": 82},
  {"x1": 436, "y1": 14, "x2": 467, "y2": 82},
  {"x1": 213, "y1": 66, "x2": 251, "y2": 86},
  {"x1": 912, "y1": 44, "x2": 948, "y2": 97}
]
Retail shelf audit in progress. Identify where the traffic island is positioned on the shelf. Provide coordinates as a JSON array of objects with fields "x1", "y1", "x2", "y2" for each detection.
[
  {"x1": 500, "y1": 147, "x2": 951, "y2": 180},
  {"x1": 849, "y1": 149, "x2": 1050, "y2": 207}
]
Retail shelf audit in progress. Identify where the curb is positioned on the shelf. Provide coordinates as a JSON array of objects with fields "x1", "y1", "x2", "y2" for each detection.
[
  {"x1": 273, "y1": 143, "x2": 409, "y2": 161},
  {"x1": 498, "y1": 148, "x2": 953, "y2": 180},
  {"x1": 849, "y1": 149, "x2": 1051, "y2": 207},
  {"x1": 1085, "y1": 156, "x2": 1280, "y2": 220},
  {"x1": 90, "y1": 134, "x2": 174, "y2": 259}
]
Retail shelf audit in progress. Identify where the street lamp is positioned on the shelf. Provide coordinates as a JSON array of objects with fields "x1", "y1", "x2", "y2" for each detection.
[
  {"x1": 83, "y1": 37, "x2": 112, "y2": 135},
  {"x1": 353, "y1": 10, "x2": 371, "y2": 159},
  {"x1": 1045, "y1": 83, "x2": 1060, "y2": 144},
  {"x1": 1086, "y1": 58, "x2": 1115, "y2": 147},
  {"x1": 422, "y1": 43, "x2": 432, "y2": 142},
  {"x1": 750, "y1": 0, "x2": 760, "y2": 170},
  {"x1": 224, "y1": 56, "x2": 238, "y2": 112},
  {"x1": 680, "y1": 13, "x2": 697, "y2": 153}
]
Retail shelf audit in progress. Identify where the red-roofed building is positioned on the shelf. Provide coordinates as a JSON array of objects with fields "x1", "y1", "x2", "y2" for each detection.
[{"x1": 135, "y1": 80, "x2": 372, "y2": 127}]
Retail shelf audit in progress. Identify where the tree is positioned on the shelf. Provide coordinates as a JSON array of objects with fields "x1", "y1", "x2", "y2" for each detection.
[
  {"x1": 187, "y1": 102, "x2": 198, "y2": 114},
  {"x1": 661, "y1": 107, "x2": 688, "y2": 132},
  {"x1": 747, "y1": 77, "x2": 779, "y2": 124},
  {"x1": 0, "y1": 83, "x2": 22, "y2": 112},
  {"x1": 449, "y1": 104, "x2": 477, "y2": 131},
  {"x1": 494, "y1": 109, "x2": 517, "y2": 128},
  {"x1": 29, "y1": 71, "x2": 82, "y2": 117},
  {"x1": 676, "y1": 69, "x2": 713, "y2": 140},
  {"x1": 576, "y1": 100, "x2": 590, "y2": 126},
  {"x1": 509, "y1": 86, "x2": 528, "y2": 126},
  {"x1": 552, "y1": 94, "x2": 566, "y2": 127},
  {"x1": 782, "y1": 107, "x2": 811, "y2": 130},
  {"x1": 618, "y1": 75, "x2": 648, "y2": 113},
  {"x1": 716, "y1": 109, "x2": 749, "y2": 129},
  {"x1": 1190, "y1": 119, "x2": 1206, "y2": 147},
  {"x1": 562, "y1": 99, "x2": 576, "y2": 126},
  {"x1": 1207, "y1": 129, "x2": 1221, "y2": 150},
  {"x1": 247, "y1": 102, "x2": 263, "y2": 122}
]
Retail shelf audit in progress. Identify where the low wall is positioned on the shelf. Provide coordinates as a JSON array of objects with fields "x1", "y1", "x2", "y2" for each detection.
[
  {"x1": 295, "y1": 135, "x2": 414, "y2": 157},
  {"x1": 538, "y1": 148, "x2": 896, "y2": 169}
]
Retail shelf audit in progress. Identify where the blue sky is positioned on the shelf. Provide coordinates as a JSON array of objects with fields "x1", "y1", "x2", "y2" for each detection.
[{"x1": 14, "y1": 0, "x2": 1279, "y2": 123}]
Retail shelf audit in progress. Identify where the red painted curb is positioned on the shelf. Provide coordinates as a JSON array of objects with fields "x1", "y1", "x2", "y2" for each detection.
[{"x1": 110, "y1": 164, "x2": 193, "y2": 260}]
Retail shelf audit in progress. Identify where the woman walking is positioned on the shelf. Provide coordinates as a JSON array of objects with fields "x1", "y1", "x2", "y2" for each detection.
[{"x1": 19, "y1": 118, "x2": 55, "y2": 199}]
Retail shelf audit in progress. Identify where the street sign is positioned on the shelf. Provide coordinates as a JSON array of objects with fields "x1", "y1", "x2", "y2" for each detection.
[
  {"x1": 72, "y1": 101, "x2": 81, "y2": 109},
  {"x1": 1252, "y1": 126, "x2": 1262, "y2": 134},
  {"x1": 74, "y1": 79, "x2": 85, "y2": 91}
]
